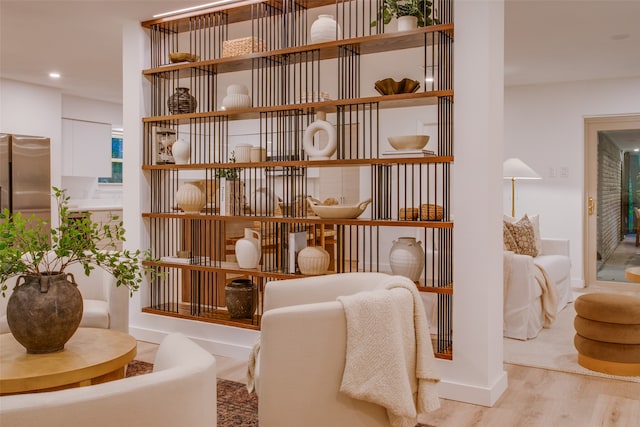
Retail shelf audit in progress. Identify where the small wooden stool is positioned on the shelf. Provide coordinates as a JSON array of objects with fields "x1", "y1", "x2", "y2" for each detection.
[{"x1": 574, "y1": 293, "x2": 640, "y2": 376}]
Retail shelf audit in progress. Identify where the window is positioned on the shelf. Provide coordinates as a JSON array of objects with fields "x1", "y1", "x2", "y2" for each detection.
[{"x1": 98, "y1": 131, "x2": 123, "y2": 184}]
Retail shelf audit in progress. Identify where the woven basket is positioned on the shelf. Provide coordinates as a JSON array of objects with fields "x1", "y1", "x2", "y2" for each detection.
[
  {"x1": 399, "y1": 207, "x2": 419, "y2": 221},
  {"x1": 222, "y1": 37, "x2": 266, "y2": 57},
  {"x1": 420, "y1": 204, "x2": 444, "y2": 221}
]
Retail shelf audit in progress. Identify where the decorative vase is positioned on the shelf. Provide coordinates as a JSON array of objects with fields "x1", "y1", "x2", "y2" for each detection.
[
  {"x1": 249, "y1": 187, "x2": 278, "y2": 215},
  {"x1": 176, "y1": 181, "x2": 206, "y2": 213},
  {"x1": 235, "y1": 228, "x2": 261, "y2": 269},
  {"x1": 397, "y1": 15, "x2": 418, "y2": 32},
  {"x1": 234, "y1": 144, "x2": 252, "y2": 163},
  {"x1": 172, "y1": 138, "x2": 190, "y2": 164},
  {"x1": 297, "y1": 246, "x2": 330, "y2": 275},
  {"x1": 167, "y1": 87, "x2": 197, "y2": 114},
  {"x1": 225, "y1": 279, "x2": 257, "y2": 319},
  {"x1": 250, "y1": 146, "x2": 267, "y2": 162},
  {"x1": 310, "y1": 14, "x2": 342, "y2": 43},
  {"x1": 6, "y1": 273, "x2": 83, "y2": 354},
  {"x1": 222, "y1": 84, "x2": 251, "y2": 110},
  {"x1": 303, "y1": 111, "x2": 337, "y2": 160},
  {"x1": 389, "y1": 237, "x2": 425, "y2": 281},
  {"x1": 221, "y1": 179, "x2": 245, "y2": 215}
]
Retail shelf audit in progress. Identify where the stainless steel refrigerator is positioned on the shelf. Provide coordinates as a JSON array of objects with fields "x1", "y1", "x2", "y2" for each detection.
[{"x1": 0, "y1": 134, "x2": 51, "y2": 231}]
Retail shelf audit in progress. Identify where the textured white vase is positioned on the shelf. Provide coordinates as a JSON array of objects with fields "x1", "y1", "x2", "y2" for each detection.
[
  {"x1": 249, "y1": 187, "x2": 278, "y2": 215},
  {"x1": 389, "y1": 237, "x2": 425, "y2": 281},
  {"x1": 235, "y1": 228, "x2": 261, "y2": 269},
  {"x1": 298, "y1": 246, "x2": 330, "y2": 275},
  {"x1": 234, "y1": 144, "x2": 252, "y2": 163},
  {"x1": 303, "y1": 111, "x2": 337, "y2": 160},
  {"x1": 222, "y1": 84, "x2": 251, "y2": 110},
  {"x1": 176, "y1": 182, "x2": 205, "y2": 213},
  {"x1": 172, "y1": 138, "x2": 190, "y2": 164},
  {"x1": 397, "y1": 15, "x2": 418, "y2": 32},
  {"x1": 310, "y1": 14, "x2": 341, "y2": 43}
]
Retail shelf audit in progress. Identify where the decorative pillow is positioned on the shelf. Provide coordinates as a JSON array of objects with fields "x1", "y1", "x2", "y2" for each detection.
[
  {"x1": 504, "y1": 214, "x2": 541, "y2": 255},
  {"x1": 503, "y1": 214, "x2": 539, "y2": 257},
  {"x1": 503, "y1": 226, "x2": 518, "y2": 252}
]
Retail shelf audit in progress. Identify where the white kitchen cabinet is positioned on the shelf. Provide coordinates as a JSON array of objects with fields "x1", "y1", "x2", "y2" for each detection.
[{"x1": 62, "y1": 118, "x2": 111, "y2": 177}]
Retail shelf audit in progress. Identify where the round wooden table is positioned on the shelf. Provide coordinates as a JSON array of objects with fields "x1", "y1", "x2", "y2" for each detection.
[
  {"x1": 625, "y1": 266, "x2": 640, "y2": 283},
  {"x1": 0, "y1": 328, "x2": 137, "y2": 395}
]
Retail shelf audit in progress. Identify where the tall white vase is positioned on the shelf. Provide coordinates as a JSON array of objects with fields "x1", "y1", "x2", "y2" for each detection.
[
  {"x1": 172, "y1": 138, "x2": 190, "y2": 164},
  {"x1": 310, "y1": 14, "x2": 342, "y2": 43},
  {"x1": 389, "y1": 237, "x2": 425, "y2": 281},
  {"x1": 176, "y1": 182, "x2": 205, "y2": 214},
  {"x1": 235, "y1": 228, "x2": 261, "y2": 269}
]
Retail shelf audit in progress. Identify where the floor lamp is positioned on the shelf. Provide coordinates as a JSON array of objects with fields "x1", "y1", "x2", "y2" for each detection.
[{"x1": 503, "y1": 158, "x2": 542, "y2": 217}]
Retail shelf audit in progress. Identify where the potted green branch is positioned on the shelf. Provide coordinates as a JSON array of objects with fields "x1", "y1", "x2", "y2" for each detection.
[
  {"x1": 0, "y1": 187, "x2": 158, "y2": 353},
  {"x1": 371, "y1": 0, "x2": 435, "y2": 31}
]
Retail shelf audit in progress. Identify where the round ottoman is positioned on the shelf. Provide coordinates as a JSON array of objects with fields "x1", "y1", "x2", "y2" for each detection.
[{"x1": 574, "y1": 293, "x2": 640, "y2": 376}]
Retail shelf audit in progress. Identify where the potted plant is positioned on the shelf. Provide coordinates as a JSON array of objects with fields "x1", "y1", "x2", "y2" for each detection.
[
  {"x1": 370, "y1": 0, "x2": 436, "y2": 30},
  {"x1": 0, "y1": 187, "x2": 157, "y2": 353}
]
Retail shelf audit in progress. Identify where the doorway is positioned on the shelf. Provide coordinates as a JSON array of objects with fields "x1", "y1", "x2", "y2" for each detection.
[{"x1": 585, "y1": 115, "x2": 640, "y2": 287}]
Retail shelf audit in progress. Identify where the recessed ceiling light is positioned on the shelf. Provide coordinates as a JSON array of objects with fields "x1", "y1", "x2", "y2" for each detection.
[
  {"x1": 634, "y1": 148, "x2": 639, "y2": 152},
  {"x1": 49, "y1": 72, "x2": 61, "y2": 79}
]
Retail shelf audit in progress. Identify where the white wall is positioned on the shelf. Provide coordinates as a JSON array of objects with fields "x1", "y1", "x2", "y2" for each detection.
[
  {"x1": 504, "y1": 76, "x2": 640, "y2": 286},
  {"x1": 62, "y1": 94, "x2": 122, "y2": 128}
]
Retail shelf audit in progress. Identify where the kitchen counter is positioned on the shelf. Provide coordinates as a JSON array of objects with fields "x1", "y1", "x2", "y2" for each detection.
[{"x1": 67, "y1": 199, "x2": 123, "y2": 212}]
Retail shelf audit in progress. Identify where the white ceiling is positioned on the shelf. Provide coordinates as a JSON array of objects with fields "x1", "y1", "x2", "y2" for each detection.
[{"x1": 2, "y1": 0, "x2": 640, "y2": 144}]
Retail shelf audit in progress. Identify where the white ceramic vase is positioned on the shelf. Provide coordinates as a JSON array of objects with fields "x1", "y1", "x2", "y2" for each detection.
[
  {"x1": 249, "y1": 187, "x2": 278, "y2": 215},
  {"x1": 389, "y1": 237, "x2": 424, "y2": 281},
  {"x1": 397, "y1": 15, "x2": 418, "y2": 32},
  {"x1": 234, "y1": 144, "x2": 252, "y2": 163},
  {"x1": 310, "y1": 14, "x2": 342, "y2": 43},
  {"x1": 172, "y1": 138, "x2": 190, "y2": 164},
  {"x1": 222, "y1": 84, "x2": 251, "y2": 110},
  {"x1": 297, "y1": 246, "x2": 330, "y2": 275},
  {"x1": 176, "y1": 182, "x2": 205, "y2": 213},
  {"x1": 303, "y1": 111, "x2": 337, "y2": 160},
  {"x1": 235, "y1": 228, "x2": 261, "y2": 269}
]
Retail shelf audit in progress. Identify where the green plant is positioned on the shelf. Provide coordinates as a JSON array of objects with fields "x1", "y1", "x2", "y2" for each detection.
[
  {"x1": 370, "y1": 0, "x2": 435, "y2": 28},
  {"x1": 0, "y1": 187, "x2": 159, "y2": 297},
  {"x1": 215, "y1": 151, "x2": 241, "y2": 180}
]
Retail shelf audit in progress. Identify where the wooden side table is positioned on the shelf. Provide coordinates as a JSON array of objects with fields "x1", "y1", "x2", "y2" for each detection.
[{"x1": 0, "y1": 327, "x2": 136, "y2": 395}]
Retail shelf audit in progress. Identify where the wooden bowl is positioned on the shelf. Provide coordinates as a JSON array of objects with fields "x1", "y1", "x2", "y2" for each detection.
[
  {"x1": 169, "y1": 52, "x2": 199, "y2": 63},
  {"x1": 374, "y1": 78, "x2": 420, "y2": 96}
]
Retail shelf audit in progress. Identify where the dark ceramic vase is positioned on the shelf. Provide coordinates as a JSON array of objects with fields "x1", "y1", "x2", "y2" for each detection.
[
  {"x1": 6, "y1": 273, "x2": 83, "y2": 354},
  {"x1": 225, "y1": 279, "x2": 256, "y2": 319},
  {"x1": 167, "y1": 87, "x2": 197, "y2": 114}
]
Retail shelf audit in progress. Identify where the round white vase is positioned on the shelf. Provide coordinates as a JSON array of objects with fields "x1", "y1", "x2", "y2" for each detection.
[
  {"x1": 303, "y1": 111, "x2": 337, "y2": 160},
  {"x1": 389, "y1": 237, "x2": 424, "y2": 281},
  {"x1": 222, "y1": 84, "x2": 251, "y2": 110},
  {"x1": 310, "y1": 14, "x2": 342, "y2": 43},
  {"x1": 298, "y1": 246, "x2": 330, "y2": 275},
  {"x1": 235, "y1": 228, "x2": 261, "y2": 269},
  {"x1": 176, "y1": 182, "x2": 205, "y2": 214},
  {"x1": 397, "y1": 15, "x2": 418, "y2": 32},
  {"x1": 172, "y1": 138, "x2": 190, "y2": 164}
]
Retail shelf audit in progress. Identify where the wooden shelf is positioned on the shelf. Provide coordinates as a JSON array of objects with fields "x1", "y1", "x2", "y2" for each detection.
[{"x1": 142, "y1": 24, "x2": 454, "y2": 77}]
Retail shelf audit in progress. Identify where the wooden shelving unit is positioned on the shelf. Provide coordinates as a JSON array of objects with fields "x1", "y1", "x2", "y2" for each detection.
[{"x1": 140, "y1": 0, "x2": 454, "y2": 358}]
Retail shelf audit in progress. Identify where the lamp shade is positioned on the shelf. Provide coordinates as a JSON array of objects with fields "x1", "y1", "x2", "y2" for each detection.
[{"x1": 503, "y1": 158, "x2": 541, "y2": 180}]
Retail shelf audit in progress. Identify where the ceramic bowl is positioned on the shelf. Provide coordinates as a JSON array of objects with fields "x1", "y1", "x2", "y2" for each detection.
[
  {"x1": 307, "y1": 197, "x2": 372, "y2": 219},
  {"x1": 374, "y1": 78, "x2": 420, "y2": 96},
  {"x1": 388, "y1": 135, "x2": 430, "y2": 151},
  {"x1": 169, "y1": 52, "x2": 200, "y2": 63}
]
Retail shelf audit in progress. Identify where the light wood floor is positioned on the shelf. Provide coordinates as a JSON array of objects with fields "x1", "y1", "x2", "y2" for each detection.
[{"x1": 136, "y1": 341, "x2": 640, "y2": 426}]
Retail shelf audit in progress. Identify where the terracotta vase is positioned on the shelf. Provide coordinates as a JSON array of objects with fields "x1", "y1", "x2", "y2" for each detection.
[
  {"x1": 6, "y1": 273, "x2": 83, "y2": 354},
  {"x1": 225, "y1": 279, "x2": 257, "y2": 319},
  {"x1": 389, "y1": 237, "x2": 425, "y2": 281}
]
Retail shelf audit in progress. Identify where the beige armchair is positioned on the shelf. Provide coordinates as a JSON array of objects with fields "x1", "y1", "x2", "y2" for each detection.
[
  {"x1": 0, "y1": 261, "x2": 129, "y2": 334},
  {"x1": 0, "y1": 333, "x2": 217, "y2": 427},
  {"x1": 253, "y1": 272, "x2": 439, "y2": 427}
]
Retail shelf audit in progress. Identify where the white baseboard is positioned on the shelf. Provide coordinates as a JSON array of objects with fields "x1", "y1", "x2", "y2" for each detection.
[{"x1": 436, "y1": 370, "x2": 509, "y2": 407}]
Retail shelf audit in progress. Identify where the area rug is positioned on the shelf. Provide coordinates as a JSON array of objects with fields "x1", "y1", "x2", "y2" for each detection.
[
  {"x1": 126, "y1": 360, "x2": 433, "y2": 426},
  {"x1": 503, "y1": 302, "x2": 640, "y2": 383}
]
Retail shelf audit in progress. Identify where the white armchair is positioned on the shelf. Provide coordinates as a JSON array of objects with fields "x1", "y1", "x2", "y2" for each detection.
[
  {"x1": 254, "y1": 272, "x2": 438, "y2": 427},
  {"x1": 504, "y1": 238, "x2": 572, "y2": 340},
  {"x1": 0, "y1": 333, "x2": 217, "y2": 427},
  {"x1": 0, "y1": 262, "x2": 129, "y2": 334}
]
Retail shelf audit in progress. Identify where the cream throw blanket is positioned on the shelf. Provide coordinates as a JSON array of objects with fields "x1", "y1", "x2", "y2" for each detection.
[
  {"x1": 533, "y1": 263, "x2": 558, "y2": 327},
  {"x1": 337, "y1": 276, "x2": 440, "y2": 427}
]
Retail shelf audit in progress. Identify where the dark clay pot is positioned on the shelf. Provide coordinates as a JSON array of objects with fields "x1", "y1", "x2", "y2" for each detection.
[
  {"x1": 225, "y1": 279, "x2": 256, "y2": 319},
  {"x1": 167, "y1": 87, "x2": 197, "y2": 114},
  {"x1": 6, "y1": 273, "x2": 83, "y2": 354}
]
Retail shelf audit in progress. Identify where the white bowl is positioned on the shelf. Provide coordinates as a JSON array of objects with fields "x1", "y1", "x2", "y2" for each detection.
[
  {"x1": 388, "y1": 135, "x2": 429, "y2": 151},
  {"x1": 307, "y1": 197, "x2": 371, "y2": 219}
]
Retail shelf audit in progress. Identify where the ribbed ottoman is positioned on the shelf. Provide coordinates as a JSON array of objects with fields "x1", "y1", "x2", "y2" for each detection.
[{"x1": 574, "y1": 293, "x2": 640, "y2": 376}]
